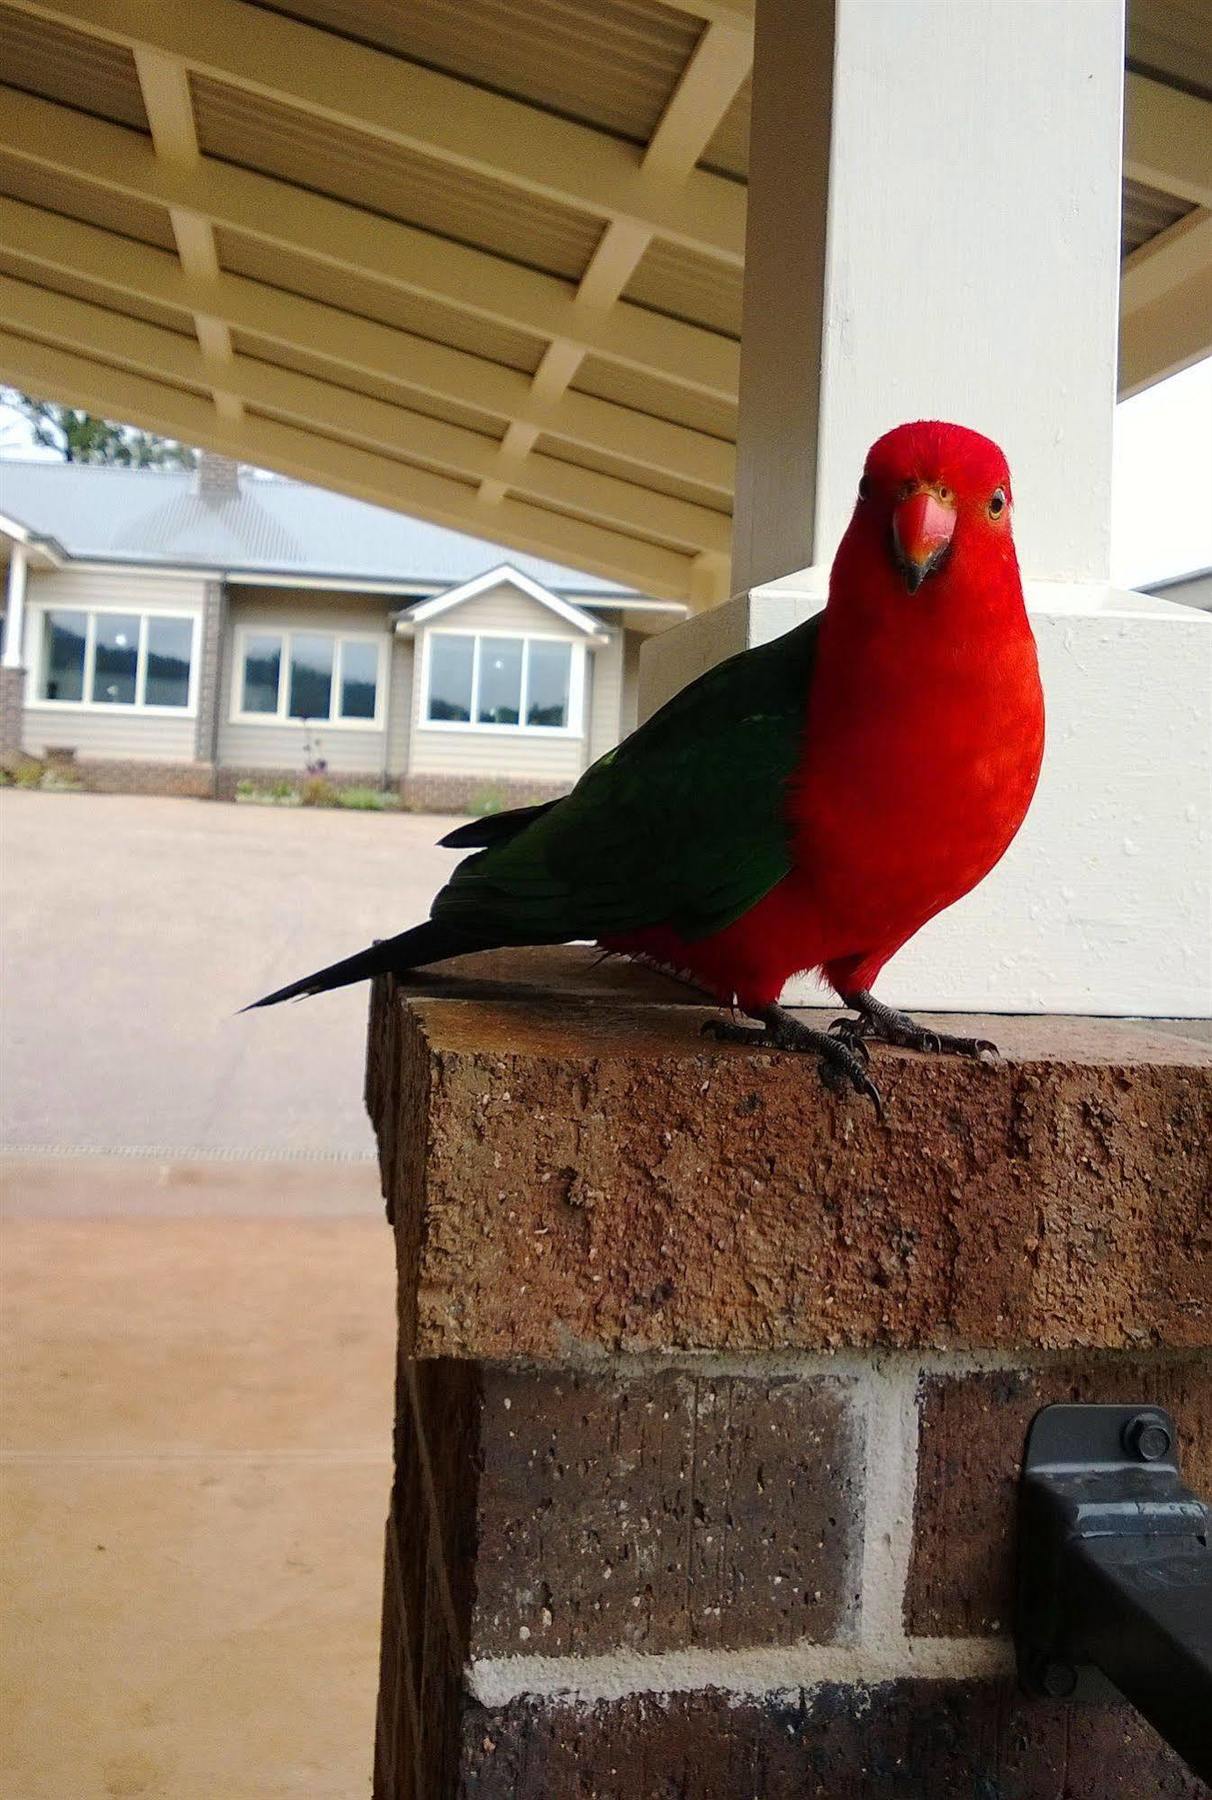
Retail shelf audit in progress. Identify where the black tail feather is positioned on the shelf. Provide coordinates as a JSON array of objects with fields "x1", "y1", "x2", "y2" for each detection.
[
  {"x1": 242, "y1": 920, "x2": 475, "y2": 1010},
  {"x1": 439, "y1": 799, "x2": 558, "y2": 850}
]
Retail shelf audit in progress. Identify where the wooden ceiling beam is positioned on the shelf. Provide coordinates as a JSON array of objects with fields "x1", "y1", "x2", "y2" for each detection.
[
  {"x1": 0, "y1": 274, "x2": 731, "y2": 555},
  {"x1": 0, "y1": 198, "x2": 734, "y2": 494},
  {"x1": 0, "y1": 329, "x2": 696, "y2": 597},
  {"x1": 0, "y1": 87, "x2": 740, "y2": 402},
  {"x1": 3, "y1": 0, "x2": 744, "y2": 263},
  {"x1": 1124, "y1": 73, "x2": 1212, "y2": 211}
]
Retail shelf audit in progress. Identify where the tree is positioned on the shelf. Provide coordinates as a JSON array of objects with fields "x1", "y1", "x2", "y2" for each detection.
[{"x1": 1, "y1": 390, "x2": 198, "y2": 468}]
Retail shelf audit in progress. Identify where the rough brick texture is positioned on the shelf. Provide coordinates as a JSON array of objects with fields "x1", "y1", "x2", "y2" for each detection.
[
  {"x1": 0, "y1": 665, "x2": 24, "y2": 757},
  {"x1": 366, "y1": 950, "x2": 1211, "y2": 1358},
  {"x1": 457, "y1": 1683, "x2": 1207, "y2": 1798},
  {"x1": 907, "y1": 1357, "x2": 1212, "y2": 1636},
  {"x1": 399, "y1": 772, "x2": 569, "y2": 813},
  {"x1": 476, "y1": 1366, "x2": 858, "y2": 1656},
  {"x1": 71, "y1": 757, "x2": 217, "y2": 797},
  {"x1": 367, "y1": 952, "x2": 1212, "y2": 1800}
]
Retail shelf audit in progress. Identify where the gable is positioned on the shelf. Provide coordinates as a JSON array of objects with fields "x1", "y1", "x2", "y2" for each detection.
[
  {"x1": 405, "y1": 565, "x2": 606, "y2": 638},
  {"x1": 420, "y1": 579, "x2": 595, "y2": 640}
]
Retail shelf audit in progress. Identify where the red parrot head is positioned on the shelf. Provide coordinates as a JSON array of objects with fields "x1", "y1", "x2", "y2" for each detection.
[{"x1": 853, "y1": 421, "x2": 1015, "y2": 596}]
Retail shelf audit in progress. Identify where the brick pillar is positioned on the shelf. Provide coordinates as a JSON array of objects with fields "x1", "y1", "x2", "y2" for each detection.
[
  {"x1": 0, "y1": 664, "x2": 25, "y2": 758},
  {"x1": 365, "y1": 948, "x2": 1211, "y2": 1799}
]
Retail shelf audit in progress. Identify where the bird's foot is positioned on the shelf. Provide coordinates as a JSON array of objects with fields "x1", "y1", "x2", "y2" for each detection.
[
  {"x1": 702, "y1": 1005, "x2": 883, "y2": 1119},
  {"x1": 831, "y1": 991, "x2": 997, "y2": 1060}
]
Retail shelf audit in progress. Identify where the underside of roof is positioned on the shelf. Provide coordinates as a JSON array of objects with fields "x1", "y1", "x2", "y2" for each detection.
[{"x1": 0, "y1": 0, "x2": 1207, "y2": 603}]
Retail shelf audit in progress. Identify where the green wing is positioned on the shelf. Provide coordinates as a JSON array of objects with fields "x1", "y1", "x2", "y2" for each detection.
[{"x1": 432, "y1": 614, "x2": 819, "y2": 946}]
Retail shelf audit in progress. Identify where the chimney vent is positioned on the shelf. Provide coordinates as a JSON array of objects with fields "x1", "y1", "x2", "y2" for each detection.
[{"x1": 196, "y1": 452, "x2": 240, "y2": 502}]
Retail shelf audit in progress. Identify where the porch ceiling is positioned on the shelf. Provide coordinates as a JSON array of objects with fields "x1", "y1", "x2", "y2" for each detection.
[{"x1": 0, "y1": 0, "x2": 1207, "y2": 603}]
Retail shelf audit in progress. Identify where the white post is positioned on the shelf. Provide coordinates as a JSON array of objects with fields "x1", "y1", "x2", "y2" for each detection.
[
  {"x1": 3, "y1": 541, "x2": 28, "y2": 669},
  {"x1": 641, "y1": 0, "x2": 1212, "y2": 1017}
]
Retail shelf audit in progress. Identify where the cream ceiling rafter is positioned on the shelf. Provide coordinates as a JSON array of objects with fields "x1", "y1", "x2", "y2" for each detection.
[
  {"x1": 477, "y1": 16, "x2": 751, "y2": 570},
  {"x1": 0, "y1": 86, "x2": 741, "y2": 404},
  {"x1": 1123, "y1": 73, "x2": 1212, "y2": 211},
  {"x1": 0, "y1": 274, "x2": 730, "y2": 555},
  {"x1": 0, "y1": 0, "x2": 745, "y2": 265},
  {"x1": 1119, "y1": 209, "x2": 1212, "y2": 398},
  {"x1": 131, "y1": 44, "x2": 240, "y2": 426},
  {"x1": 0, "y1": 329, "x2": 695, "y2": 597},
  {"x1": 0, "y1": 193, "x2": 735, "y2": 498}
]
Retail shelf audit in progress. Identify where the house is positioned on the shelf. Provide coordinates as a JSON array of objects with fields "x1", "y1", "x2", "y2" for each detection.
[
  {"x1": 0, "y1": 455, "x2": 686, "y2": 806},
  {"x1": 1141, "y1": 568, "x2": 1212, "y2": 613}
]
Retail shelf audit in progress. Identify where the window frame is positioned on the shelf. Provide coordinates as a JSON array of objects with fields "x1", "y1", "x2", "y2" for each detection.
[
  {"x1": 27, "y1": 601, "x2": 200, "y2": 717},
  {"x1": 419, "y1": 628, "x2": 586, "y2": 738},
  {"x1": 230, "y1": 625, "x2": 387, "y2": 731}
]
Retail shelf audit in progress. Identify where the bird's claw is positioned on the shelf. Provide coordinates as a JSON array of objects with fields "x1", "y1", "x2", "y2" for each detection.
[
  {"x1": 820, "y1": 1050, "x2": 884, "y2": 1121},
  {"x1": 704, "y1": 1008, "x2": 884, "y2": 1120},
  {"x1": 832, "y1": 1007, "x2": 999, "y2": 1061}
]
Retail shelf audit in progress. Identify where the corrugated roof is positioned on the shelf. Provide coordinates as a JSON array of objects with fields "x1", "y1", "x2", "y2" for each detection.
[
  {"x1": 251, "y1": 0, "x2": 701, "y2": 146},
  {"x1": 0, "y1": 458, "x2": 637, "y2": 593},
  {"x1": 191, "y1": 75, "x2": 603, "y2": 283}
]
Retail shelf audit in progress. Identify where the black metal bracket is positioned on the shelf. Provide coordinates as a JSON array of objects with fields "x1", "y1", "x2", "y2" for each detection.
[{"x1": 1017, "y1": 1402, "x2": 1212, "y2": 1781}]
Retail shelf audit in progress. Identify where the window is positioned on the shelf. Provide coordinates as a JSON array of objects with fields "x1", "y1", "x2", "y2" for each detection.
[
  {"x1": 235, "y1": 629, "x2": 384, "y2": 726},
  {"x1": 36, "y1": 608, "x2": 196, "y2": 711},
  {"x1": 424, "y1": 633, "x2": 578, "y2": 733}
]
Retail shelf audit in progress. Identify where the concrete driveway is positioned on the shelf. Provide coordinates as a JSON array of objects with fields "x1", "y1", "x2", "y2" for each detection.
[
  {"x1": 1, "y1": 790, "x2": 464, "y2": 1157},
  {"x1": 1, "y1": 790, "x2": 467, "y2": 1797}
]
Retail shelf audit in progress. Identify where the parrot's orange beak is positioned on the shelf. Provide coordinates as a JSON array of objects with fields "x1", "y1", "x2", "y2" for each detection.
[{"x1": 892, "y1": 488, "x2": 957, "y2": 592}]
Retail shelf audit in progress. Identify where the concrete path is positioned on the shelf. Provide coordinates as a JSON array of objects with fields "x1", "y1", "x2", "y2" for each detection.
[
  {"x1": 1, "y1": 1207, "x2": 394, "y2": 1800},
  {"x1": 1, "y1": 791, "x2": 464, "y2": 1157},
  {"x1": 0, "y1": 791, "x2": 466, "y2": 1795}
]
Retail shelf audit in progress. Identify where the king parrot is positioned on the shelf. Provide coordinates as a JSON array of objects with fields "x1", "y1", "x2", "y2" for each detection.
[{"x1": 247, "y1": 420, "x2": 1045, "y2": 1113}]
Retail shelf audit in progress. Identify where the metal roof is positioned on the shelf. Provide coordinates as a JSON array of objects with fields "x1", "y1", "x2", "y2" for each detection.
[
  {"x1": 0, "y1": 458, "x2": 640, "y2": 592},
  {"x1": 0, "y1": 0, "x2": 1206, "y2": 603}
]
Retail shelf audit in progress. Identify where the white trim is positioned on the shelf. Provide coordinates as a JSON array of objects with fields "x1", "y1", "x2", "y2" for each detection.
[
  {"x1": 0, "y1": 511, "x2": 67, "y2": 565},
  {"x1": 2, "y1": 542, "x2": 28, "y2": 670},
  {"x1": 404, "y1": 564, "x2": 608, "y2": 638},
  {"x1": 24, "y1": 599, "x2": 200, "y2": 716},
  {"x1": 229, "y1": 623, "x2": 387, "y2": 730},
  {"x1": 418, "y1": 627, "x2": 586, "y2": 738}
]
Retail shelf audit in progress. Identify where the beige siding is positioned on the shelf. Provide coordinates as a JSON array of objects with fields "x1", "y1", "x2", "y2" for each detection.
[
  {"x1": 587, "y1": 627, "x2": 623, "y2": 766},
  {"x1": 21, "y1": 565, "x2": 205, "y2": 762},
  {"x1": 408, "y1": 581, "x2": 596, "y2": 786},
  {"x1": 386, "y1": 636, "x2": 414, "y2": 778},
  {"x1": 217, "y1": 587, "x2": 394, "y2": 776}
]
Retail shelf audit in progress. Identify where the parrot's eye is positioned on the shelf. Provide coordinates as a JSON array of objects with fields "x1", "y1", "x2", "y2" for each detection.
[
  {"x1": 937, "y1": 485, "x2": 952, "y2": 503},
  {"x1": 858, "y1": 475, "x2": 871, "y2": 500},
  {"x1": 988, "y1": 488, "x2": 1007, "y2": 518}
]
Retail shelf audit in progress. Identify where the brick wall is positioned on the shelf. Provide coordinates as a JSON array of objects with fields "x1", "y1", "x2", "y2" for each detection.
[
  {"x1": 399, "y1": 772, "x2": 569, "y2": 814},
  {"x1": 365, "y1": 950, "x2": 1212, "y2": 1798},
  {"x1": 0, "y1": 665, "x2": 25, "y2": 759},
  {"x1": 64, "y1": 757, "x2": 217, "y2": 798}
]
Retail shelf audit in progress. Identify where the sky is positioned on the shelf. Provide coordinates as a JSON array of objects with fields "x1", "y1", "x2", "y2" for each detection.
[{"x1": 3, "y1": 356, "x2": 1210, "y2": 590}]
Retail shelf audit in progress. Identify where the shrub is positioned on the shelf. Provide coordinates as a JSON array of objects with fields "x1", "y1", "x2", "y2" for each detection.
[
  {"x1": 300, "y1": 775, "x2": 339, "y2": 807},
  {"x1": 469, "y1": 784, "x2": 506, "y2": 818},
  {"x1": 336, "y1": 786, "x2": 399, "y2": 811},
  {"x1": 12, "y1": 758, "x2": 46, "y2": 789}
]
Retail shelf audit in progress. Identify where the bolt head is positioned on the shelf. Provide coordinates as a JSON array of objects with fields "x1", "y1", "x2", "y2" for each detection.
[
  {"x1": 1122, "y1": 1411, "x2": 1172, "y2": 1463},
  {"x1": 1037, "y1": 1658, "x2": 1078, "y2": 1699}
]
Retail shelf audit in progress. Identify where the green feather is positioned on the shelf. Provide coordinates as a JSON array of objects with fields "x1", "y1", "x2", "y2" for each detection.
[{"x1": 432, "y1": 614, "x2": 820, "y2": 945}]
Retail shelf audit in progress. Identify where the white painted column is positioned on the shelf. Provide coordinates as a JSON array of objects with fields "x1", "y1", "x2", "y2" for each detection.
[
  {"x1": 641, "y1": 0, "x2": 1212, "y2": 1016},
  {"x1": 3, "y1": 541, "x2": 28, "y2": 669}
]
